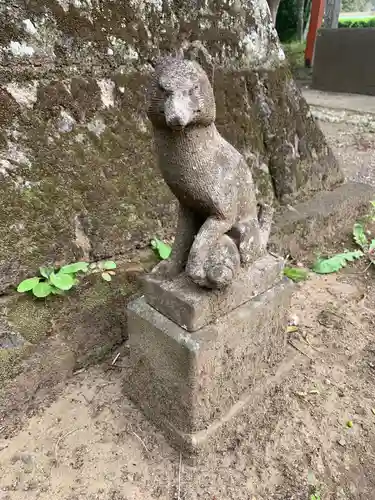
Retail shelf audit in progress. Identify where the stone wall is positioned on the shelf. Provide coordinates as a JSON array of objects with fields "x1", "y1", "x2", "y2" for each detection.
[
  {"x1": 313, "y1": 28, "x2": 375, "y2": 96},
  {"x1": 0, "y1": 0, "x2": 342, "y2": 291}
]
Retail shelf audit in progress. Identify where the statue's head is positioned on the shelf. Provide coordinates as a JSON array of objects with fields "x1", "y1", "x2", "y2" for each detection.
[{"x1": 147, "y1": 56, "x2": 216, "y2": 131}]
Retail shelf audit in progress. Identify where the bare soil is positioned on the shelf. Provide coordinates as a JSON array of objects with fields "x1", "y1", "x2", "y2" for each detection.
[
  {"x1": 1, "y1": 267, "x2": 375, "y2": 500},
  {"x1": 1, "y1": 117, "x2": 375, "y2": 500},
  {"x1": 319, "y1": 121, "x2": 375, "y2": 188}
]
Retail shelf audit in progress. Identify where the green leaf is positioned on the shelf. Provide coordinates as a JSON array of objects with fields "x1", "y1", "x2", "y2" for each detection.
[
  {"x1": 102, "y1": 260, "x2": 117, "y2": 270},
  {"x1": 312, "y1": 250, "x2": 364, "y2": 274},
  {"x1": 17, "y1": 277, "x2": 40, "y2": 293},
  {"x1": 32, "y1": 281, "x2": 53, "y2": 298},
  {"x1": 60, "y1": 262, "x2": 89, "y2": 274},
  {"x1": 283, "y1": 266, "x2": 309, "y2": 282},
  {"x1": 102, "y1": 272, "x2": 112, "y2": 282},
  {"x1": 310, "y1": 493, "x2": 321, "y2": 500},
  {"x1": 49, "y1": 271, "x2": 75, "y2": 290},
  {"x1": 353, "y1": 223, "x2": 368, "y2": 250},
  {"x1": 151, "y1": 238, "x2": 172, "y2": 260},
  {"x1": 39, "y1": 266, "x2": 54, "y2": 279},
  {"x1": 51, "y1": 286, "x2": 65, "y2": 295}
]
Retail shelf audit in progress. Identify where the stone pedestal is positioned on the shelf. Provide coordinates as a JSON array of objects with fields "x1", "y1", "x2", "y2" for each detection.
[{"x1": 124, "y1": 254, "x2": 293, "y2": 455}]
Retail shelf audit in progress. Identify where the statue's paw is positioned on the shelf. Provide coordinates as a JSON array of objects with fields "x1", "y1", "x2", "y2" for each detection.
[
  {"x1": 206, "y1": 264, "x2": 234, "y2": 289},
  {"x1": 185, "y1": 262, "x2": 207, "y2": 287},
  {"x1": 151, "y1": 259, "x2": 183, "y2": 280}
]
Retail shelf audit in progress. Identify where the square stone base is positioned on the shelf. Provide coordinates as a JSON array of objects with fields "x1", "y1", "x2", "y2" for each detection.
[
  {"x1": 125, "y1": 277, "x2": 293, "y2": 455},
  {"x1": 143, "y1": 253, "x2": 284, "y2": 332}
]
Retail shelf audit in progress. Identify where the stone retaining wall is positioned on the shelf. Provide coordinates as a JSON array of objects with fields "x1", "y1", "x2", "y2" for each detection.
[{"x1": 0, "y1": 0, "x2": 342, "y2": 293}]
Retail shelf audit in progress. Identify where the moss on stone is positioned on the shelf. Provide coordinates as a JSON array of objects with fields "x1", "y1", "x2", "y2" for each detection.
[
  {"x1": 0, "y1": 257, "x2": 148, "y2": 386},
  {"x1": 0, "y1": 0, "x2": 341, "y2": 291},
  {"x1": 0, "y1": 348, "x2": 17, "y2": 383},
  {"x1": 0, "y1": 344, "x2": 33, "y2": 385},
  {"x1": 7, "y1": 297, "x2": 55, "y2": 344}
]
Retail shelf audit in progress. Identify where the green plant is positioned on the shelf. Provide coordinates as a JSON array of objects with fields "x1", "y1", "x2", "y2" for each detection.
[
  {"x1": 312, "y1": 200, "x2": 375, "y2": 275},
  {"x1": 366, "y1": 200, "x2": 375, "y2": 223},
  {"x1": 87, "y1": 260, "x2": 117, "y2": 282},
  {"x1": 17, "y1": 260, "x2": 117, "y2": 298},
  {"x1": 312, "y1": 250, "x2": 364, "y2": 274},
  {"x1": 339, "y1": 18, "x2": 375, "y2": 28},
  {"x1": 151, "y1": 238, "x2": 172, "y2": 260},
  {"x1": 311, "y1": 492, "x2": 321, "y2": 500},
  {"x1": 284, "y1": 266, "x2": 309, "y2": 282}
]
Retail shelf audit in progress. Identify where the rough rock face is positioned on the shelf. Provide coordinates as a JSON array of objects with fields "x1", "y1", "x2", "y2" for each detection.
[{"x1": 0, "y1": 0, "x2": 343, "y2": 290}]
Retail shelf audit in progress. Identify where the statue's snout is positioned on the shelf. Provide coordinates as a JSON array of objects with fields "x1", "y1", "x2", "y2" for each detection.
[{"x1": 164, "y1": 94, "x2": 193, "y2": 130}]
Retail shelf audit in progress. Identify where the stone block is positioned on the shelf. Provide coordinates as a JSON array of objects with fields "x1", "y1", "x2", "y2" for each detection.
[
  {"x1": 125, "y1": 277, "x2": 293, "y2": 454},
  {"x1": 270, "y1": 182, "x2": 375, "y2": 259},
  {"x1": 143, "y1": 253, "x2": 284, "y2": 331}
]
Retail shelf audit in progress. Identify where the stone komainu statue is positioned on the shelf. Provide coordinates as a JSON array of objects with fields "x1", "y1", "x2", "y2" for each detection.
[{"x1": 147, "y1": 56, "x2": 273, "y2": 289}]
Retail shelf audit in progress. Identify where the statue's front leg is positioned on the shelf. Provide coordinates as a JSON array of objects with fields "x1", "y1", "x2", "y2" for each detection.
[
  {"x1": 152, "y1": 204, "x2": 199, "y2": 279},
  {"x1": 186, "y1": 216, "x2": 234, "y2": 287}
]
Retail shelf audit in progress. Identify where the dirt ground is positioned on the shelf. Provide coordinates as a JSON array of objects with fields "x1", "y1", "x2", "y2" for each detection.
[
  {"x1": 1, "y1": 267, "x2": 375, "y2": 500},
  {"x1": 319, "y1": 120, "x2": 375, "y2": 188},
  {"x1": 1, "y1": 111, "x2": 375, "y2": 499}
]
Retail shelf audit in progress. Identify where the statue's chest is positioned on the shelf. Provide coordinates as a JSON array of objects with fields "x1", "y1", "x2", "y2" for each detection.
[{"x1": 158, "y1": 152, "x2": 216, "y2": 211}]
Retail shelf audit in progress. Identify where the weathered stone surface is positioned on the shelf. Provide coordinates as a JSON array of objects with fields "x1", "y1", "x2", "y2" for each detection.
[
  {"x1": 0, "y1": 0, "x2": 342, "y2": 291},
  {"x1": 270, "y1": 182, "x2": 375, "y2": 258},
  {"x1": 125, "y1": 277, "x2": 293, "y2": 454},
  {"x1": 0, "y1": 319, "x2": 27, "y2": 349},
  {"x1": 144, "y1": 253, "x2": 284, "y2": 331}
]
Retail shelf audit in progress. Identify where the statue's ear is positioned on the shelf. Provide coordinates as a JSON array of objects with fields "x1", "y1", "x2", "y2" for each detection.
[
  {"x1": 185, "y1": 41, "x2": 214, "y2": 85},
  {"x1": 148, "y1": 53, "x2": 178, "y2": 70}
]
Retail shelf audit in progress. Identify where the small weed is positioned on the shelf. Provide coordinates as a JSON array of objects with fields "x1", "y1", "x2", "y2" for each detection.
[
  {"x1": 87, "y1": 260, "x2": 117, "y2": 282},
  {"x1": 311, "y1": 493, "x2": 321, "y2": 500},
  {"x1": 308, "y1": 470, "x2": 322, "y2": 500},
  {"x1": 150, "y1": 238, "x2": 172, "y2": 260},
  {"x1": 17, "y1": 260, "x2": 117, "y2": 299},
  {"x1": 312, "y1": 200, "x2": 375, "y2": 274},
  {"x1": 283, "y1": 266, "x2": 309, "y2": 282}
]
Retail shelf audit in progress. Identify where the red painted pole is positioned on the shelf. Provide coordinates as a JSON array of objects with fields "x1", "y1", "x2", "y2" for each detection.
[{"x1": 305, "y1": 0, "x2": 325, "y2": 67}]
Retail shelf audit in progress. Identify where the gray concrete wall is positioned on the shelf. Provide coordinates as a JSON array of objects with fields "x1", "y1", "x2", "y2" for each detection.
[
  {"x1": 313, "y1": 28, "x2": 375, "y2": 96},
  {"x1": 0, "y1": 0, "x2": 341, "y2": 291}
]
